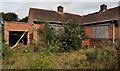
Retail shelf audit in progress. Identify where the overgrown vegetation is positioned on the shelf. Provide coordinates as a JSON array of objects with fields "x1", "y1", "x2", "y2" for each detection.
[
  {"x1": 38, "y1": 20, "x2": 86, "y2": 52},
  {"x1": 2, "y1": 43, "x2": 119, "y2": 69},
  {"x1": 2, "y1": 20, "x2": 120, "y2": 69},
  {"x1": 85, "y1": 46, "x2": 99, "y2": 62}
]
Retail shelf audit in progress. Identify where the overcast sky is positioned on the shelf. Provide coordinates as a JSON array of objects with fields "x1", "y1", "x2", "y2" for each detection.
[{"x1": 0, "y1": 0, "x2": 120, "y2": 19}]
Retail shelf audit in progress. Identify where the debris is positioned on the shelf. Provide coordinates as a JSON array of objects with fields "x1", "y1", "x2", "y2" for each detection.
[{"x1": 66, "y1": 66, "x2": 71, "y2": 69}]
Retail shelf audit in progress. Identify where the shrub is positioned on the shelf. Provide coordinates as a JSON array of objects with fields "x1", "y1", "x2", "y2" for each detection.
[
  {"x1": 38, "y1": 21, "x2": 59, "y2": 53},
  {"x1": 59, "y1": 20, "x2": 86, "y2": 52},
  {"x1": 38, "y1": 22, "x2": 56, "y2": 47},
  {"x1": 38, "y1": 20, "x2": 87, "y2": 52}
]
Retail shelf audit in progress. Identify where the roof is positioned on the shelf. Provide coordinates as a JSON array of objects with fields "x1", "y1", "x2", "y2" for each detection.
[
  {"x1": 81, "y1": 6, "x2": 120, "y2": 24},
  {"x1": 29, "y1": 8, "x2": 82, "y2": 24},
  {"x1": 29, "y1": 6, "x2": 120, "y2": 25}
]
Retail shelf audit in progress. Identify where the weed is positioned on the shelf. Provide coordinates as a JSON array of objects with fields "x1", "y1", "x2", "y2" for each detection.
[{"x1": 85, "y1": 47, "x2": 99, "y2": 62}]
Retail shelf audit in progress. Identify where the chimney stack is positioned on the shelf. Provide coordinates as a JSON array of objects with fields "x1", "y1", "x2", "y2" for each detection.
[
  {"x1": 100, "y1": 4, "x2": 107, "y2": 12},
  {"x1": 57, "y1": 5, "x2": 63, "y2": 13}
]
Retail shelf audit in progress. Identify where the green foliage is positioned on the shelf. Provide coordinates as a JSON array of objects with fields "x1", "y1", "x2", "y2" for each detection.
[
  {"x1": 85, "y1": 46, "x2": 117, "y2": 68},
  {"x1": 19, "y1": 16, "x2": 28, "y2": 22},
  {"x1": 38, "y1": 20, "x2": 86, "y2": 52},
  {"x1": 2, "y1": 43, "x2": 13, "y2": 59},
  {"x1": 2, "y1": 12, "x2": 18, "y2": 21},
  {"x1": 33, "y1": 53, "x2": 49, "y2": 69},
  {"x1": 33, "y1": 46, "x2": 39, "y2": 52},
  {"x1": 38, "y1": 22, "x2": 56, "y2": 46},
  {"x1": 85, "y1": 51, "x2": 93, "y2": 61},
  {"x1": 27, "y1": 47, "x2": 51, "y2": 69},
  {"x1": 1, "y1": 12, "x2": 28, "y2": 22},
  {"x1": 85, "y1": 47, "x2": 99, "y2": 61},
  {"x1": 2, "y1": 43, "x2": 118, "y2": 69},
  {"x1": 38, "y1": 21, "x2": 60, "y2": 53},
  {"x1": 59, "y1": 20, "x2": 86, "y2": 51}
]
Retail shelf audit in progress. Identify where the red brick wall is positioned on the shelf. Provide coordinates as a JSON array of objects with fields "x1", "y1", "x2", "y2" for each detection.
[
  {"x1": 28, "y1": 8, "x2": 34, "y2": 25},
  {"x1": 84, "y1": 26, "x2": 92, "y2": 39},
  {"x1": 108, "y1": 23, "x2": 119, "y2": 39},
  {"x1": 90, "y1": 39, "x2": 102, "y2": 48},
  {"x1": 119, "y1": 25, "x2": 120, "y2": 37},
  {"x1": 108, "y1": 23, "x2": 113, "y2": 39},
  {"x1": 115, "y1": 24, "x2": 119, "y2": 39},
  {"x1": 118, "y1": 18, "x2": 120, "y2": 38},
  {"x1": 84, "y1": 23, "x2": 119, "y2": 40},
  {"x1": 4, "y1": 22, "x2": 31, "y2": 45},
  {"x1": 82, "y1": 39, "x2": 90, "y2": 48},
  {"x1": 84, "y1": 23, "x2": 119, "y2": 47},
  {"x1": 32, "y1": 24, "x2": 44, "y2": 43}
]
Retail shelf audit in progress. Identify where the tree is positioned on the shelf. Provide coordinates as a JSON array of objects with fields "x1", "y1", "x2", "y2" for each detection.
[
  {"x1": 2, "y1": 12, "x2": 18, "y2": 21},
  {"x1": 19, "y1": 16, "x2": 28, "y2": 22}
]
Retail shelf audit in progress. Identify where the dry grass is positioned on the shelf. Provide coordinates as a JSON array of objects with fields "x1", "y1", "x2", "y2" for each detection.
[
  {"x1": 47, "y1": 49, "x2": 88, "y2": 69},
  {"x1": 2, "y1": 44, "x2": 119, "y2": 69}
]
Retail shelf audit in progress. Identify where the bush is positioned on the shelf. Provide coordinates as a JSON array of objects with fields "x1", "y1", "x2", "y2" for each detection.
[
  {"x1": 59, "y1": 20, "x2": 86, "y2": 52},
  {"x1": 38, "y1": 20, "x2": 86, "y2": 52},
  {"x1": 38, "y1": 21, "x2": 59, "y2": 53}
]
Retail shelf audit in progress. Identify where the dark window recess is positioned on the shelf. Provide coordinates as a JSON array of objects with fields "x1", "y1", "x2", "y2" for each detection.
[{"x1": 9, "y1": 31, "x2": 27, "y2": 46}]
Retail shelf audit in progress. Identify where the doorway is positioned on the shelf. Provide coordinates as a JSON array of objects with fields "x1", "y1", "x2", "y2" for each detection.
[{"x1": 9, "y1": 31, "x2": 28, "y2": 46}]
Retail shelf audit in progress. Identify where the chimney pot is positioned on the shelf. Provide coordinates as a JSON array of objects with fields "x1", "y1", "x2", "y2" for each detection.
[
  {"x1": 100, "y1": 4, "x2": 107, "y2": 12},
  {"x1": 57, "y1": 5, "x2": 63, "y2": 13}
]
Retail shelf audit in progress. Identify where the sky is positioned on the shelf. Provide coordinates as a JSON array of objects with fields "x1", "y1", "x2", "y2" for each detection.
[{"x1": 0, "y1": 0, "x2": 120, "y2": 19}]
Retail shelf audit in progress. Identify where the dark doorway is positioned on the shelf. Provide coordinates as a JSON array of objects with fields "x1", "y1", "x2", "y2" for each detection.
[{"x1": 9, "y1": 31, "x2": 27, "y2": 46}]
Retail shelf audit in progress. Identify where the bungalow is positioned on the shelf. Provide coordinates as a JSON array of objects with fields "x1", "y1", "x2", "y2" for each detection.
[{"x1": 4, "y1": 4, "x2": 120, "y2": 47}]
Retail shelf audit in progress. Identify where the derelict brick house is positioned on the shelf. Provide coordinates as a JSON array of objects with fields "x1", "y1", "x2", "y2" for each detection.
[
  {"x1": 4, "y1": 4, "x2": 120, "y2": 47},
  {"x1": 28, "y1": 5, "x2": 82, "y2": 43}
]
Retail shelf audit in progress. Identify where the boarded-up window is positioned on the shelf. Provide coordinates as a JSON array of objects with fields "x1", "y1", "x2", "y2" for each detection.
[{"x1": 92, "y1": 25, "x2": 108, "y2": 39}]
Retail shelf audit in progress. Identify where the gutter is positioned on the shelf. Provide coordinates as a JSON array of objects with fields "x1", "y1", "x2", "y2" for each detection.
[
  {"x1": 80, "y1": 19, "x2": 118, "y2": 26},
  {"x1": 33, "y1": 19, "x2": 118, "y2": 26},
  {"x1": 33, "y1": 19, "x2": 63, "y2": 25}
]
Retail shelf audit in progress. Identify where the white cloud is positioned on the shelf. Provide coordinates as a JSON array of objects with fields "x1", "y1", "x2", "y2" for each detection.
[
  {"x1": 0, "y1": 2, "x2": 119, "y2": 19},
  {"x1": 1, "y1": 0, "x2": 120, "y2": 2}
]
